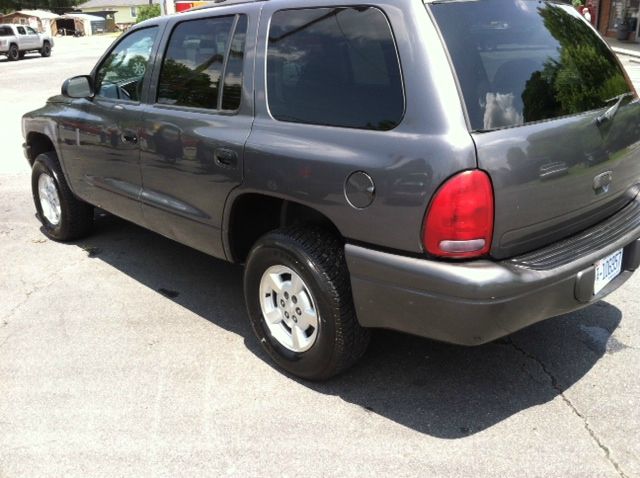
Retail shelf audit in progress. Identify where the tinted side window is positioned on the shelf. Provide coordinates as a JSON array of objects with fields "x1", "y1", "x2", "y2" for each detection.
[
  {"x1": 157, "y1": 16, "x2": 238, "y2": 109},
  {"x1": 95, "y1": 27, "x2": 158, "y2": 102},
  {"x1": 27, "y1": 27, "x2": 37, "y2": 34},
  {"x1": 17, "y1": 26, "x2": 26, "y2": 35},
  {"x1": 267, "y1": 7, "x2": 404, "y2": 131},
  {"x1": 0, "y1": 27, "x2": 12, "y2": 36}
]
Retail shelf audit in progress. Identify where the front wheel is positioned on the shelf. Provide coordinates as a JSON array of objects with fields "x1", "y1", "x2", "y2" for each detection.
[
  {"x1": 40, "y1": 41, "x2": 51, "y2": 57},
  {"x1": 31, "y1": 152, "x2": 94, "y2": 241},
  {"x1": 244, "y1": 226, "x2": 370, "y2": 380}
]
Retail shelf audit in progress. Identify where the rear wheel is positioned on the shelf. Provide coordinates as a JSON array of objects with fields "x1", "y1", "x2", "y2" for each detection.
[
  {"x1": 7, "y1": 44, "x2": 19, "y2": 61},
  {"x1": 18, "y1": 51, "x2": 25, "y2": 59},
  {"x1": 40, "y1": 41, "x2": 51, "y2": 57},
  {"x1": 244, "y1": 226, "x2": 370, "y2": 380},
  {"x1": 31, "y1": 151, "x2": 94, "y2": 241}
]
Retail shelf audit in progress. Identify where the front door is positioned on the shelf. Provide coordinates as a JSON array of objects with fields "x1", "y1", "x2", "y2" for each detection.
[
  {"x1": 57, "y1": 26, "x2": 160, "y2": 225},
  {"x1": 15, "y1": 26, "x2": 31, "y2": 49},
  {"x1": 139, "y1": 12, "x2": 254, "y2": 258}
]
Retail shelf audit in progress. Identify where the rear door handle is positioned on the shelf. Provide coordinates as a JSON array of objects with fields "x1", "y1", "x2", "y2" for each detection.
[{"x1": 214, "y1": 148, "x2": 238, "y2": 168}]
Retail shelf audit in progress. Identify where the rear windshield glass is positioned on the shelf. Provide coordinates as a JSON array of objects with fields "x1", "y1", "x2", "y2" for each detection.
[
  {"x1": 0, "y1": 26, "x2": 13, "y2": 36},
  {"x1": 430, "y1": 0, "x2": 632, "y2": 131}
]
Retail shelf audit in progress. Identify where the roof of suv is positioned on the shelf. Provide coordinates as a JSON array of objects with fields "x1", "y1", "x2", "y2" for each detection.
[{"x1": 187, "y1": 0, "x2": 268, "y2": 11}]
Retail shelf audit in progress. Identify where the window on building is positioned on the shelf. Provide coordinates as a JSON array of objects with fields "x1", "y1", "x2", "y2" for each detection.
[
  {"x1": 267, "y1": 7, "x2": 404, "y2": 131},
  {"x1": 131, "y1": 7, "x2": 138, "y2": 18},
  {"x1": 157, "y1": 15, "x2": 247, "y2": 110},
  {"x1": 94, "y1": 27, "x2": 158, "y2": 101}
]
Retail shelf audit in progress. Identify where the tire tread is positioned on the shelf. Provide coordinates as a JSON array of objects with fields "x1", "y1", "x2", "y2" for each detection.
[
  {"x1": 249, "y1": 226, "x2": 370, "y2": 379},
  {"x1": 32, "y1": 151, "x2": 93, "y2": 241}
]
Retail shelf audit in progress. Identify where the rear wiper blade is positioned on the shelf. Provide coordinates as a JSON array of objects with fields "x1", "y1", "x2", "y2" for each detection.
[{"x1": 595, "y1": 92, "x2": 635, "y2": 126}]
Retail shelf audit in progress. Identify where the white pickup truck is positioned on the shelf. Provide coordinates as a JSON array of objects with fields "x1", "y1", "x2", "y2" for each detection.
[{"x1": 0, "y1": 23, "x2": 53, "y2": 61}]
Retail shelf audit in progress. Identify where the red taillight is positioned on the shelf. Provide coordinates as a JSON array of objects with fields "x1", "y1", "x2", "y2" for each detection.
[{"x1": 423, "y1": 170, "x2": 494, "y2": 259}]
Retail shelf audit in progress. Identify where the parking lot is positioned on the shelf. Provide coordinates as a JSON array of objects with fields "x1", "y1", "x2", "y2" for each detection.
[{"x1": 1, "y1": 35, "x2": 640, "y2": 477}]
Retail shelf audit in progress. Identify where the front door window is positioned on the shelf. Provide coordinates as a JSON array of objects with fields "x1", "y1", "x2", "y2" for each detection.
[{"x1": 94, "y1": 27, "x2": 158, "y2": 102}]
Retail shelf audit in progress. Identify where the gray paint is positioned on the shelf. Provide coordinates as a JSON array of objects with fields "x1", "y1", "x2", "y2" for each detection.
[
  {"x1": 346, "y1": 233, "x2": 640, "y2": 344},
  {"x1": 24, "y1": 0, "x2": 476, "y2": 260},
  {"x1": 473, "y1": 104, "x2": 640, "y2": 258},
  {"x1": 21, "y1": 0, "x2": 640, "y2": 344}
]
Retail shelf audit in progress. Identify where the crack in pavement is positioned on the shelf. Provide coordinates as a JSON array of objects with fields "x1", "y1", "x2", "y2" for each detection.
[
  {"x1": 0, "y1": 259, "x2": 81, "y2": 324},
  {"x1": 507, "y1": 338, "x2": 629, "y2": 478}
]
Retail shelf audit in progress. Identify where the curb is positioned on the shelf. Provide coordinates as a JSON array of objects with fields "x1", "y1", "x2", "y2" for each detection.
[{"x1": 611, "y1": 46, "x2": 640, "y2": 58}]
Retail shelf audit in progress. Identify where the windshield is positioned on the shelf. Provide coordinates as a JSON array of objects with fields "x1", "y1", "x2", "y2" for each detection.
[{"x1": 430, "y1": 0, "x2": 633, "y2": 131}]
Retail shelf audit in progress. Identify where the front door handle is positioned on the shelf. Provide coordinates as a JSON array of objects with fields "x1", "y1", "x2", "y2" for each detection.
[{"x1": 214, "y1": 148, "x2": 238, "y2": 168}]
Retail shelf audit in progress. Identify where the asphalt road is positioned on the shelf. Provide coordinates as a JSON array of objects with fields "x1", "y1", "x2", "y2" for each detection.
[{"x1": 1, "y1": 36, "x2": 640, "y2": 478}]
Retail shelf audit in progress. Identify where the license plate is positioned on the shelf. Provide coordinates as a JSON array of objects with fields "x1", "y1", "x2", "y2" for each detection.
[{"x1": 594, "y1": 249, "x2": 624, "y2": 295}]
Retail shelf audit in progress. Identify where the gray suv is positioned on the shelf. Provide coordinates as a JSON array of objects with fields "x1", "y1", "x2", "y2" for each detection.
[{"x1": 22, "y1": 0, "x2": 640, "y2": 379}]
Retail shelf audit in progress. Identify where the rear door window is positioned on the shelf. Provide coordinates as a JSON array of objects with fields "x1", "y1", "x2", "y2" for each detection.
[
  {"x1": 430, "y1": 0, "x2": 633, "y2": 131},
  {"x1": 17, "y1": 26, "x2": 26, "y2": 35},
  {"x1": 157, "y1": 15, "x2": 247, "y2": 111},
  {"x1": 267, "y1": 7, "x2": 404, "y2": 131}
]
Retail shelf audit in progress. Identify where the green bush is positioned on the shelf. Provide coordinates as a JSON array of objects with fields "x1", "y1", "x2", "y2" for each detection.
[{"x1": 136, "y1": 4, "x2": 161, "y2": 23}]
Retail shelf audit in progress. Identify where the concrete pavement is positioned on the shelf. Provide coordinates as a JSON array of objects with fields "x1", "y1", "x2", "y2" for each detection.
[{"x1": 1, "y1": 34, "x2": 639, "y2": 478}]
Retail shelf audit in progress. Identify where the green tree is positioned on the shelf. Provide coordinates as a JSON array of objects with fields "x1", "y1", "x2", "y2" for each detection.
[
  {"x1": 136, "y1": 4, "x2": 160, "y2": 23},
  {"x1": 1, "y1": 0, "x2": 82, "y2": 13},
  {"x1": 522, "y1": 5, "x2": 629, "y2": 122}
]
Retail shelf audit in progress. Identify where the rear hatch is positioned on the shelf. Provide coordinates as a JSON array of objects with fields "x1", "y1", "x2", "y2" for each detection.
[{"x1": 430, "y1": 0, "x2": 640, "y2": 259}]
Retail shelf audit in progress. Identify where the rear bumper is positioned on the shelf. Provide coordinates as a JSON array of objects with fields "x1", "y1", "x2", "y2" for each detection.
[{"x1": 346, "y1": 202, "x2": 640, "y2": 345}]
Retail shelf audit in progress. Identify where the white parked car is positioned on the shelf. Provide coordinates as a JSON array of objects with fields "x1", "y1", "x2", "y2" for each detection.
[{"x1": 0, "y1": 23, "x2": 53, "y2": 61}]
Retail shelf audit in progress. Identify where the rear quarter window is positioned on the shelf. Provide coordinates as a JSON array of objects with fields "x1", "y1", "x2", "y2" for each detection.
[
  {"x1": 0, "y1": 26, "x2": 13, "y2": 37},
  {"x1": 267, "y1": 7, "x2": 404, "y2": 131},
  {"x1": 431, "y1": 0, "x2": 632, "y2": 131}
]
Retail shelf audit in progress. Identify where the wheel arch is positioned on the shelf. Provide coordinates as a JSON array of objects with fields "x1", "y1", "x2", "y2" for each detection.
[
  {"x1": 224, "y1": 192, "x2": 344, "y2": 264},
  {"x1": 25, "y1": 132, "x2": 56, "y2": 167}
]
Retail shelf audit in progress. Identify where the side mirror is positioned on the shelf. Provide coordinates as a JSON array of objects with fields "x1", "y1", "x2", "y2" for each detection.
[{"x1": 61, "y1": 75, "x2": 94, "y2": 99}]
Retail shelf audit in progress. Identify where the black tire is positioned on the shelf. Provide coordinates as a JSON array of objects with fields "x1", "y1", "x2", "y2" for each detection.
[
  {"x1": 31, "y1": 151, "x2": 94, "y2": 241},
  {"x1": 18, "y1": 51, "x2": 25, "y2": 59},
  {"x1": 7, "y1": 44, "x2": 19, "y2": 61},
  {"x1": 40, "y1": 41, "x2": 51, "y2": 57},
  {"x1": 244, "y1": 226, "x2": 370, "y2": 380}
]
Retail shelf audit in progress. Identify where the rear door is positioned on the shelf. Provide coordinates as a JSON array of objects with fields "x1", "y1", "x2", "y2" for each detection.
[
  {"x1": 25, "y1": 26, "x2": 40, "y2": 49},
  {"x1": 430, "y1": 0, "x2": 640, "y2": 258},
  {"x1": 139, "y1": 9, "x2": 255, "y2": 259}
]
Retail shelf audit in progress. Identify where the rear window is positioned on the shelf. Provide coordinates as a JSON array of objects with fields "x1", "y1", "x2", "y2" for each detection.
[
  {"x1": 0, "y1": 26, "x2": 13, "y2": 37},
  {"x1": 431, "y1": 0, "x2": 632, "y2": 131},
  {"x1": 267, "y1": 7, "x2": 404, "y2": 131}
]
